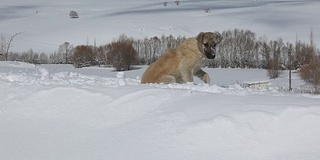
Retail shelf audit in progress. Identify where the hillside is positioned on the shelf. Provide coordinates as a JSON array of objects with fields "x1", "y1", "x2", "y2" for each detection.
[{"x1": 1, "y1": 0, "x2": 320, "y2": 53}]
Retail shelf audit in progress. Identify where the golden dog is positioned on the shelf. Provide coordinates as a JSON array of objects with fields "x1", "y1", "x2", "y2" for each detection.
[{"x1": 141, "y1": 32, "x2": 222, "y2": 84}]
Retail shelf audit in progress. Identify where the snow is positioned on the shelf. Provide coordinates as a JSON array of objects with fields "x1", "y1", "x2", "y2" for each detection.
[
  {"x1": 1, "y1": 0, "x2": 320, "y2": 159},
  {"x1": 1, "y1": 0, "x2": 320, "y2": 53},
  {"x1": 1, "y1": 61, "x2": 320, "y2": 160}
]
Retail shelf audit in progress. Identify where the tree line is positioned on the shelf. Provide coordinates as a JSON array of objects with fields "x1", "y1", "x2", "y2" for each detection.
[
  {"x1": 1, "y1": 28, "x2": 319, "y2": 92},
  {"x1": 1, "y1": 28, "x2": 318, "y2": 70}
]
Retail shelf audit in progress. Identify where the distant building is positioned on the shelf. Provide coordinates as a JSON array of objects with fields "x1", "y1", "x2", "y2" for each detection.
[{"x1": 69, "y1": 11, "x2": 79, "y2": 19}]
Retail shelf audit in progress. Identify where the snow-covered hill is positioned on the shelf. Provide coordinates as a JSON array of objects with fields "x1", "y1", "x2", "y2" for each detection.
[
  {"x1": 1, "y1": 0, "x2": 320, "y2": 53},
  {"x1": 1, "y1": 61, "x2": 320, "y2": 160}
]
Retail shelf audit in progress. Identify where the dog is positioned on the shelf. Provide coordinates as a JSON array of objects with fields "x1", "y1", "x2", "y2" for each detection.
[{"x1": 141, "y1": 32, "x2": 222, "y2": 84}]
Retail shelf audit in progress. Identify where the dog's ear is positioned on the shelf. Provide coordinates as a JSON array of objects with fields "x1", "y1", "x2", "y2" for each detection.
[
  {"x1": 214, "y1": 32, "x2": 222, "y2": 44},
  {"x1": 196, "y1": 32, "x2": 205, "y2": 43}
]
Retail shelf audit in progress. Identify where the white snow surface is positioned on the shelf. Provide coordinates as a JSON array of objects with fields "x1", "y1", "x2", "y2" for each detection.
[
  {"x1": 1, "y1": 61, "x2": 320, "y2": 160},
  {"x1": 1, "y1": 0, "x2": 320, "y2": 53},
  {"x1": 1, "y1": 0, "x2": 320, "y2": 159}
]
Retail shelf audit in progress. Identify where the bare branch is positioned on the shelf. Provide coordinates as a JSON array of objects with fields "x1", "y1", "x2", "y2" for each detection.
[{"x1": 4, "y1": 32, "x2": 23, "y2": 60}]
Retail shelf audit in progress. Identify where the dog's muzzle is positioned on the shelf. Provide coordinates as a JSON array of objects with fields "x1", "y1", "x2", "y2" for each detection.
[{"x1": 206, "y1": 47, "x2": 216, "y2": 59}]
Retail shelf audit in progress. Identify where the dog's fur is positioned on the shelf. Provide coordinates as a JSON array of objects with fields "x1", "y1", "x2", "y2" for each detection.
[{"x1": 141, "y1": 32, "x2": 222, "y2": 84}]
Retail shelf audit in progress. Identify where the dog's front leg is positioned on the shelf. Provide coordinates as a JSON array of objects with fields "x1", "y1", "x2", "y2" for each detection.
[
  {"x1": 180, "y1": 69, "x2": 194, "y2": 84},
  {"x1": 195, "y1": 69, "x2": 210, "y2": 84}
]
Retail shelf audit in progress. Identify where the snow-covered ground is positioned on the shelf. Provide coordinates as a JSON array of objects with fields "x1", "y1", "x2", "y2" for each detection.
[
  {"x1": 1, "y1": 0, "x2": 320, "y2": 159},
  {"x1": 1, "y1": 0, "x2": 320, "y2": 53},
  {"x1": 1, "y1": 61, "x2": 320, "y2": 160}
]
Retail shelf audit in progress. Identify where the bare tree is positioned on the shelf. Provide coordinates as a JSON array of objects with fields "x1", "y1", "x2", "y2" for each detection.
[
  {"x1": 216, "y1": 29, "x2": 258, "y2": 68},
  {"x1": 96, "y1": 45, "x2": 109, "y2": 66},
  {"x1": 259, "y1": 37, "x2": 271, "y2": 69},
  {"x1": 58, "y1": 42, "x2": 73, "y2": 64},
  {"x1": 49, "y1": 52, "x2": 64, "y2": 64},
  {"x1": 288, "y1": 43, "x2": 293, "y2": 91},
  {"x1": 267, "y1": 58, "x2": 281, "y2": 79},
  {"x1": 266, "y1": 39, "x2": 283, "y2": 79},
  {"x1": 18, "y1": 49, "x2": 39, "y2": 64},
  {"x1": 39, "y1": 53, "x2": 49, "y2": 64},
  {"x1": 132, "y1": 34, "x2": 185, "y2": 65},
  {"x1": 0, "y1": 35, "x2": 5, "y2": 60},
  {"x1": 293, "y1": 41, "x2": 315, "y2": 69},
  {"x1": 1, "y1": 32, "x2": 23, "y2": 61}
]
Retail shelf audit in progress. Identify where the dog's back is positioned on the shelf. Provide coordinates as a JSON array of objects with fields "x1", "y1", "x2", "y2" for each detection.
[{"x1": 141, "y1": 48, "x2": 180, "y2": 83}]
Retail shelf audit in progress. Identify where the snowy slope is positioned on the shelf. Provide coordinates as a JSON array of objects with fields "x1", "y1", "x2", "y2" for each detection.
[
  {"x1": 1, "y1": 0, "x2": 320, "y2": 53},
  {"x1": 1, "y1": 62, "x2": 320, "y2": 160}
]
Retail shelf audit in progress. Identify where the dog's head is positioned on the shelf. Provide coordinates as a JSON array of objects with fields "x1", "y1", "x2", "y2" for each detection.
[{"x1": 196, "y1": 32, "x2": 222, "y2": 59}]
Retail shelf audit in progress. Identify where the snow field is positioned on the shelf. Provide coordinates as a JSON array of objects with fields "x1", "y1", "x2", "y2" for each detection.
[
  {"x1": 1, "y1": 0, "x2": 320, "y2": 158},
  {"x1": 1, "y1": 62, "x2": 320, "y2": 160}
]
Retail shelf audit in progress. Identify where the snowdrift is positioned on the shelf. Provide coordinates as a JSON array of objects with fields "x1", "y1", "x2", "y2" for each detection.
[{"x1": 1, "y1": 62, "x2": 320, "y2": 160}]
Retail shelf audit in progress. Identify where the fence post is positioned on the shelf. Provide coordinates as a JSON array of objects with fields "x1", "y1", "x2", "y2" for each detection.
[{"x1": 288, "y1": 44, "x2": 292, "y2": 91}]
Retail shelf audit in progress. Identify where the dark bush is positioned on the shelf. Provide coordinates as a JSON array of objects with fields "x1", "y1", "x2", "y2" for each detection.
[
  {"x1": 267, "y1": 58, "x2": 282, "y2": 79},
  {"x1": 107, "y1": 35, "x2": 138, "y2": 71},
  {"x1": 300, "y1": 58, "x2": 320, "y2": 93},
  {"x1": 73, "y1": 45, "x2": 95, "y2": 68}
]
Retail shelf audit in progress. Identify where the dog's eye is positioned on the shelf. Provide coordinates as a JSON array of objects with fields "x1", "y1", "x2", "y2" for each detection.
[{"x1": 204, "y1": 43, "x2": 208, "y2": 46}]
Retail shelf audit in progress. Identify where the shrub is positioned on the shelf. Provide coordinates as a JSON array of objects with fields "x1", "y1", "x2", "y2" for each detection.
[
  {"x1": 267, "y1": 58, "x2": 282, "y2": 79},
  {"x1": 73, "y1": 45, "x2": 95, "y2": 68},
  {"x1": 300, "y1": 58, "x2": 320, "y2": 93},
  {"x1": 107, "y1": 35, "x2": 138, "y2": 71}
]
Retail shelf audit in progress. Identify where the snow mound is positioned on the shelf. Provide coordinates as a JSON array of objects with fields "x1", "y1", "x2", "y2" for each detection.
[
  {"x1": 0, "y1": 61, "x2": 35, "y2": 69},
  {"x1": 1, "y1": 62, "x2": 320, "y2": 160}
]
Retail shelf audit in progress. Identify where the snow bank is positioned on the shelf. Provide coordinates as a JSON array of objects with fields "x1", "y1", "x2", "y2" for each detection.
[
  {"x1": 1, "y1": 62, "x2": 320, "y2": 160},
  {"x1": 0, "y1": 61, "x2": 35, "y2": 69}
]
